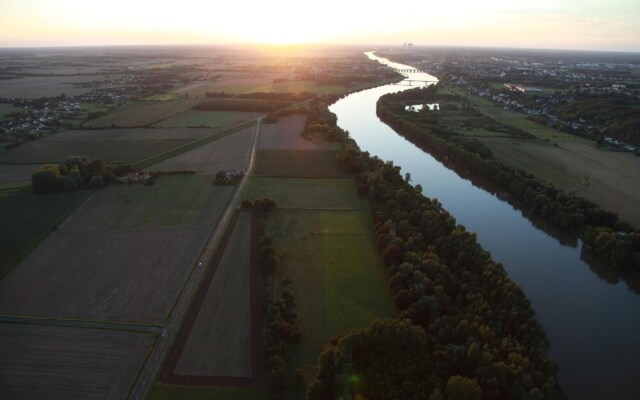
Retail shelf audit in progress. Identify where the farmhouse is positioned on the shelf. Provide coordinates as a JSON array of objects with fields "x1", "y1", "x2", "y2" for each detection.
[{"x1": 120, "y1": 171, "x2": 151, "y2": 183}]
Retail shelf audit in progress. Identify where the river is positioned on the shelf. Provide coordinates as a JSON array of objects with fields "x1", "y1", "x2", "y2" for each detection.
[{"x1": 328, "y1": 52, "x2": 640, "y2": 399}]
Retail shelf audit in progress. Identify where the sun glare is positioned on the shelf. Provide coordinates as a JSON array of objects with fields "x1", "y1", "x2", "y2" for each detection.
[{"x1": 0, "y1": 0, "x2": 638, "y2": 50}]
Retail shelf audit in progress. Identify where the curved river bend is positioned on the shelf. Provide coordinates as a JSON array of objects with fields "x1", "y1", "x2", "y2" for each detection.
[{"x1": 328, "y1": 52, "x2": 640, "y2": 400}]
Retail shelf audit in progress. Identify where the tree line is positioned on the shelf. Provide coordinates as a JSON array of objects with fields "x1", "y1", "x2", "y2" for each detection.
[
  {"x1": 31, "y1": 156, "x2": 133, "y2": 193},
  {"x1": 377, "y1": 87, "x2": 640, "y2": 271},
  {"x1": 258, "y1": 235, "x2": 301, "y2": 399},
  {"x1": 301, "y1": 100, "x2": 564, "y2": 399},
  {"x1": 205, "y1": 91, "x2": 316, "y2": 102},
  {"x1": 193, "y1": 98, "x2": 292, "y2": 113}
]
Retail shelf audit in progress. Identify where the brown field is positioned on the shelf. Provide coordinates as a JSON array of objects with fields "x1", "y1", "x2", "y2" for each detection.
[
  {"x1": 258, "y1": 115, "x2": 314, "y2": 150},
  {"x1": 83, "y1": 99, "x2": 199, "y2": 127},
  {"x1": 45, "y1": 127, "x2": 213, "y2": 141},
  {"x1": 0, "y1": 164, "x2": 37, "y2": 184},
  {"x1": 0, "y1": 138, "x2": 191, "y2": 164},
  {"x1": 0, "y1": 176, "x2": 236, "y2": 324},
  {"x1": 174, "y1": 212, "x2": 254, "y2": 377},
  {"x1": 0, "y1": 323, "x2": 154, "y2": 400},
  {"x1": 255, "y1": 114, "x2": 345, "y2": 177},
  {"x1": 480, "y1": 137, "x2": 640, "y2": 226},
  {"x1": 151, "y1": 126, "x2": 255, "y2": 173},
  {"x1": 0, "y1": 228, "x2": 209, "y2": 324},
  {"x1": 0, "y1": 75, "x2": 100, "y2": 98},
  {"x1": 254, "y1": 149, "x2": 347, "y2": 178}
]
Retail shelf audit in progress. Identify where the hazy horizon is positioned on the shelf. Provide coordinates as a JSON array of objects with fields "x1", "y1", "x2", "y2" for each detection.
[{"x1": 1, "y1": 0, "x2": 639, "y2": 52}]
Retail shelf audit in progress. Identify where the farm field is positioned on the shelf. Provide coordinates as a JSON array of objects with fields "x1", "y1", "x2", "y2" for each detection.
[
  {"x1": 153, "y1": 110, "x2": 263, "y2": 128},
  {"x1": 264, "y1": 208, "x2": 394, "y2": 388},
  {"x1": 63, "y1": 175, "x2": 234, "y2": 229},
  {"x1": 144, "y1": 93, "x2": 180, "y2": 101},
  {"x1": 258, "y1": 114, "x2": 313, "y2": 150},
  {"x1": 0, "y1": 323, "x2": 154, "y2": 400},
  {"x1": 455, "y1": 127, "x2": 510, "y2": 137},
  {"x1": 173, "y1": 212, "x2": 253, "y2": 378},
  {"x1": 480, "y1": 137, "x2": 640, "y2": 226},
  {"x1": 255, "y1": 114, "x2": 345, "y2": 177},
  {"x1": 0, "y1": 137, "x2": 191, "y2": 164},
  {"x1": 477, "y1": 106, "x2": 586, "y2": 142},
  {"x1": 0, "y1": 176, "x2": 235, "y2": 324},
  {"x1": 150, "y1": 384, "x2": 267, "y2": 400},
  {"x1": 254, "y1": 149, "x2": 347, "y2": 178},
  {"x1": 171, "y1": 77, "x2": 362, "y2": 98},
  {"x1": 150, "y1": 125, "x2": 255, "y2": 173},
  {"x1": 438, "y1": 83, "x2": 493, "y2": 107},
  {"x1": 439, "y1": 83, "x2": 585, "y2": 142},
  {"x1": 243, "y1": 177, "x2": 361, "y2": 210},
  {"x1": 0, "y1": 164, "x2": 37, "y2": 184},
  {"x1": 218, "y1": 80, "x2": 355, "y2": 95},
  {"x1": 0, "y1": 182, "x2": 90, "y2": 278},
  {"x1": 0, "y1": 75, "x2": 101, "y2": 98},
  {"x1": 83, "y1": 99, "x2": 199, "y2": 127},
  {"x1": 45, "y1": 127, "x2": 213, "y2": 141},
  {"x1": 0, "y1": 225, "x2": 210, "y2": 324},
  {"x1": 169, "y1": 76, "x2": 275, "y2": 98}
]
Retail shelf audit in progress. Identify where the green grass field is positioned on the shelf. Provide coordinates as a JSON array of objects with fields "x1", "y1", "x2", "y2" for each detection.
[
  {"x1": 154, "y1": 110, "x2": 260, "y2": 128},
  {"x1": 477, "y1": 106, "x2": 585, "y2": 142},
  {"x1": 438, "y1": 83, "x2": 493, "y2": 107},
  {"x1": 437, "y1": 83, "x2": 584, "y2": 142},
  {"x1": 149, "y1": 384, "x2": 267, "y2": 400},
  {"x1": 264, "y1": 208, "x2": 394, "y2": 395},
  {"x1": 455, "y1": 127, "x2": 510, "y2": 137},
  {"x1": 242, "y1": 177, "x2": 362, "y2": 209},
  {"x1": 0, "y1": 182, "x2": 90, "y2": 278}
]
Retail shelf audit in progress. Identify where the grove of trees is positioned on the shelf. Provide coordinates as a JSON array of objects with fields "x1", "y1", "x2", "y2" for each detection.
[{"x1": 31, "y1": 156, "x2": 132, "y2": 193}]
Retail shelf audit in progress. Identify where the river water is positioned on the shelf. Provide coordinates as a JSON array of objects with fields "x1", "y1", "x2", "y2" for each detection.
[{"x1": 328, "y1": 52, "x2": 640, "y2": 399}]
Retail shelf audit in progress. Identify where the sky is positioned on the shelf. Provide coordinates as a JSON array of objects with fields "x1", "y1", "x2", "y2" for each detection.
[{"x1": 0, "y1": 0, "x2": 638, "y2": 51}]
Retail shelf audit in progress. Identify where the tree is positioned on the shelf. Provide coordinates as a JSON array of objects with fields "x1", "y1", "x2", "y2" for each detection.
[
  {"x1": 444, "y1": 376, "x2": 481, "y2": 400},
  {"x1": 32, "y1": 165, "x2": 60, "y2": 193},
  {"x1": 308, "y1": 319, "x2": 439, "y2": 400}
]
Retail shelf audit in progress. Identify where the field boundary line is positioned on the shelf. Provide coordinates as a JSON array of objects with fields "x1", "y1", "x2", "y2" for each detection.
[
  {"x1": 0, "y1": 314, "x2": 164, "y2": 333},
  {"x1": 133, "y1": 119, "x2": 257, "y2": 170}
]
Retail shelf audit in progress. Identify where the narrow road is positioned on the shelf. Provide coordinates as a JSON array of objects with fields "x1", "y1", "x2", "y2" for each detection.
[{"x1": 127, "y1": 117, "x2": 263, "y2": 400}]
